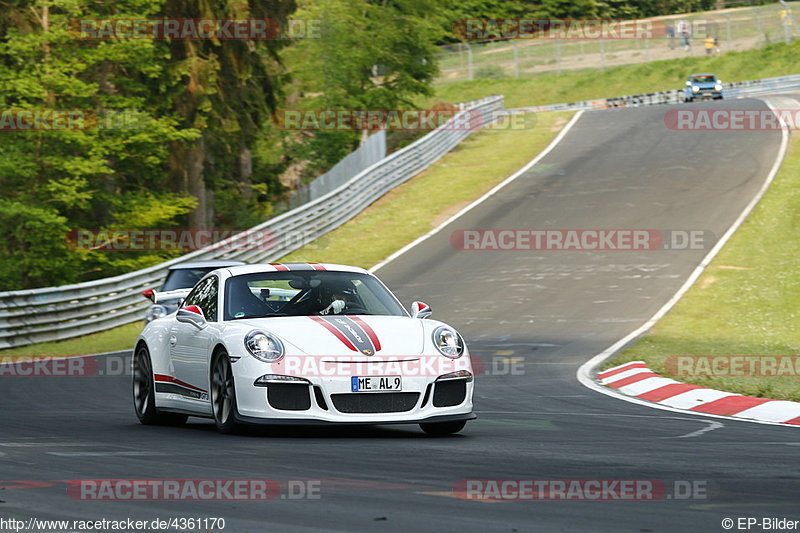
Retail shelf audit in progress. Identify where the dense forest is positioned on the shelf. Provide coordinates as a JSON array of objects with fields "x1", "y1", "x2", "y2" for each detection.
[{"x1": 0, "y1": 0, "x2": 739, "y2": 290}]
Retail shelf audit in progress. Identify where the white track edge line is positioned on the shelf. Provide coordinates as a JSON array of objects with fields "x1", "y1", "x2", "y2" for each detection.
[
  {"x1": 576, "y1": 99, "x2": 795, "y2": 428},
  {"x1": 370, "y1": 110, "x2": 585, "y2": 273}
]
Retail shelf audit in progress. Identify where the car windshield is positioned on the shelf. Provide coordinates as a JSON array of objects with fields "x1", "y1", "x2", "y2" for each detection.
[
  {"x1": 223, "y1": 271, "x2": 407, "y2": 320},
  {"x1": 691, "y1": 75, "x2": 716, "y2": 83},
  {"x1": 162, "y1": 267, "x2": 220, "y2": 291}
]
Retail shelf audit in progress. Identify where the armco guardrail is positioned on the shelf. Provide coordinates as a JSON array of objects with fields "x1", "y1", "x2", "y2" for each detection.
[
  {"x1": 511, "y1": 73, "x2": 800, "y2": 113},
  {"x1": 0, "y1": 96, "x2": 504, "y2": 349}
]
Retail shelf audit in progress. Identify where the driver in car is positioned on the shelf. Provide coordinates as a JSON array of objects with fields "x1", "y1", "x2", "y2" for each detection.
[{"x1": 319, "y1": 281, "x2": 356, "y2": 315}]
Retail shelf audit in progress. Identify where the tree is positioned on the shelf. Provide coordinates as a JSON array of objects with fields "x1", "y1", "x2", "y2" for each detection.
[
  {"x1": 294, "y1": 0, "x2": 442, "y2": 110},
  {"x1": 162, "y1": 0, "x2": 297, "y2": 229},
  {"x1": 0, "y1": 200, "x2": 77, "y2": 289},
  {"x1": 0, "y1": 0, "x2": 200, "y2": 288},
  {"x1": 0, "y1": 0, "x2": 298, "y2": 288},
  {"x1": 284, "y1": 0, "x2": 444, "y2": 177}
]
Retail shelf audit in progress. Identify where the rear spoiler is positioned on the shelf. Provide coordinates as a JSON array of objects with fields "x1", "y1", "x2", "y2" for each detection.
[{"x1": 141, "y1": 288, "x2": 192, "y2": 304}]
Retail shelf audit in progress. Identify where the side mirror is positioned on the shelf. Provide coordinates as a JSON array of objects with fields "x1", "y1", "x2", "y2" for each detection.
[
  {"x1": 410, "y1": 301, "x2": 432, "y2": 319},
  {"x1": 685, "y1": 81, "x2": 692, "y2": 87},
  {"x1": 149, "y1": 288, "x2": 192, "y2": 305},
  {"x1": 177, "y1": 305, "x2": 207, "y2": 329}
]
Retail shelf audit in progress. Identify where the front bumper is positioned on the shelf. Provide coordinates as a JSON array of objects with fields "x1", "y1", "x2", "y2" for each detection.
[
  {"x1": 233, "y1": 412, "x2": 476, "y2": 426},
  {"x1": 687, "y1": 89, "x2": 723, "y2": 99},
  {"x1": 232, "y1": 355, "x2": 475, "y2": 424}
]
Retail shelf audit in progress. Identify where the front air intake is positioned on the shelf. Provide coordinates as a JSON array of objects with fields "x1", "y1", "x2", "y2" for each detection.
[{"x1": 331, "y1": 393, "x2": 420, "y2": 413}]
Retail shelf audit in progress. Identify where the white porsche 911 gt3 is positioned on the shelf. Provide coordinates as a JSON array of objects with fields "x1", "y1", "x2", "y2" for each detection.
[{"x1": 133, "y1": 263, "x2": 475, "y2": 435}]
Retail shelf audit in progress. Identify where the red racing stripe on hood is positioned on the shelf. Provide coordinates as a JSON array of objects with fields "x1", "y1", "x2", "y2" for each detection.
[
  {"x1": 308, "y1": 316, "x2": 358, "y2": 351},
  {"x1": 347, "y1": 315, "x2": 381, "y2": 352}
]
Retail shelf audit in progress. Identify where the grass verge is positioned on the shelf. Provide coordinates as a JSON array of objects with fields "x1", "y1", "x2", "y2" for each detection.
[
  {"x1": 431, "y1": 41, "x2": 800, "y2": 109},
  {"x1": 0, "y1": 111, "x2": 574, "y2": 359},
  {"x1": 0, "y1": 322, "x2": 143, "y2": 360},
  {"x1": 601, "y1": 133, "x2": 800, "y2": 402}
]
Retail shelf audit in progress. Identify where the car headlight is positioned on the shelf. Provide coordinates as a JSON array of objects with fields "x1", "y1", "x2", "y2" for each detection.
[
  {"x1": 433, "y1": 326, "x2": 464, "y2": 359},
  {"x1": 145, "y1": 305, "x2": 167, "y2": 322},
  {"x1": 692, "y1": 85, "x2": 700, "y2": 93},
  {"x1": 254, "y1": 375, "x2": 309, "y2": 386},
  {"x1": 714, "y1": 83, "x2": 722, "y2": 91},
  {"x1": 245, "y1": 331, "x2": 285, "y2": 362}
]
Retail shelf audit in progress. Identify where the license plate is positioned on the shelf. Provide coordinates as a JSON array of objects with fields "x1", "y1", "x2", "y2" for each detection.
[{"x1": 351, "y1": 376, "x2": 402, "y2": 392}]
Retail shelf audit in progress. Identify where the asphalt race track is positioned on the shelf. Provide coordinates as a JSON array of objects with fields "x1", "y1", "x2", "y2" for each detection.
[{"x1": 2, "y1": 98, "x2": 798, "y2": 533}]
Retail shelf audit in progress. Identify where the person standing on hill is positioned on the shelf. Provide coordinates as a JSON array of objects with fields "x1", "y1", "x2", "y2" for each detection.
[
  {"x1": 704, "y1": 35, "x2": 715, "y2": 55},
  {"x1": 666, "y1": 24, "x2": 676, "y2": 49},
  {"x1": 677, "y1": 20, "x2": 691, "y2": 51}
]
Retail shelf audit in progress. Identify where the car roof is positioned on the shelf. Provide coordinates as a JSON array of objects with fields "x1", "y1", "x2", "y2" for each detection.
[
  {"x1": 168, "y1": 260, "x2": 246, "y2": 270},
  {"x1": 223, "y1": 263, "x2": 370, "y2": 276},
  {"x1": 689, "y1": 73, "x2": 716, "y2": 77}
]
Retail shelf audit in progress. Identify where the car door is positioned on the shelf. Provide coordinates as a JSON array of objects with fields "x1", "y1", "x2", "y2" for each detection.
[{"x1": 169, "y1": 275, "x2": 220, "y2": 402}]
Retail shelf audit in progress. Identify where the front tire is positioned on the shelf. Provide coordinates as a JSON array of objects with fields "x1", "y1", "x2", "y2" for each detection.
[
  {"x1": 211, "y1": 350, "x2": 240, "y2": 434},
  {"x1": 133, "y1": 344, "x2": 187, "y2": 426},
  {"x1": 420, "y1": 420, "x2": 467, "y2": 436}
]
